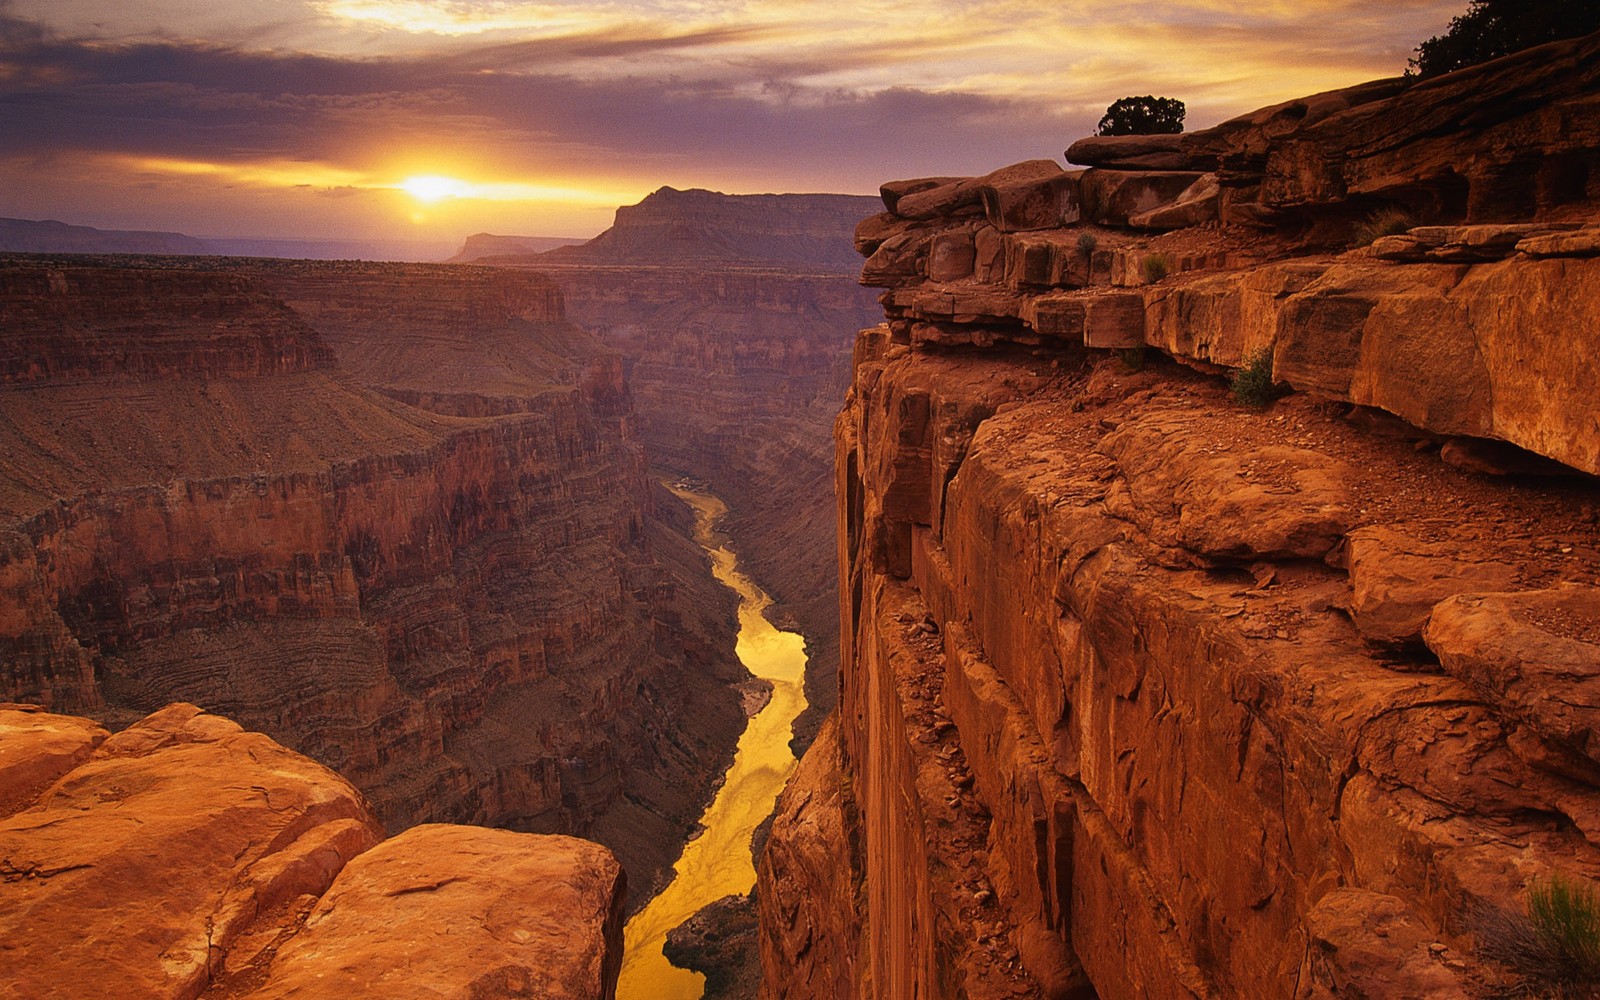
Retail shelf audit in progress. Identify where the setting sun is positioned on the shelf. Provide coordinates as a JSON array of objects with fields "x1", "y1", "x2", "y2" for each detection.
[{"x1": 400, "y1": 175, "x2": 470, "y2": 203}]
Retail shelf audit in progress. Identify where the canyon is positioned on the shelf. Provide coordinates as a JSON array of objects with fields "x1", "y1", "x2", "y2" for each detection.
[
  {"x1": 760, "y1": 29, "x2": 1600, "y2": 1000},
  {"x1": 5, "y1": 27, "x2": 1600, "y2": 1000},
  {"x1": 0, "y1": 253, "x2": 749, "y2": 910},
  {"x1": 452, "y1": 186, "x2": 884, "y2": 750}
]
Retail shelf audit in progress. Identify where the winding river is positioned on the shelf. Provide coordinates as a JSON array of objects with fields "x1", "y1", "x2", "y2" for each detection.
[{"x1": 616, "y1": 484, "x2": 810, "y2": 1000}]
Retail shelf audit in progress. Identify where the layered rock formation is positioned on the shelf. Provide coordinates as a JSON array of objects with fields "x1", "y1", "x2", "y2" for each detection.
[
  {"x1": 0, "y1": 702, "x2": 622, "y2": 1000},
  {"x1": 0, "y1": 255, "x2": 746, "y2": 903},
  {"x1": 761, "y1": 32, "x2": 1600, "y2": 1000}
]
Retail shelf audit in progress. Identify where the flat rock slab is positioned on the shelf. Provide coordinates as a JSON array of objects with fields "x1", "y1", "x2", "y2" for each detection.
[
  {"x1": 0, "y1": 704, "x2": 106, "y2": 818},
  {"x1": 1426, "y1": 585, "x2": 1600, "y2": 767},
  {"x1": 0, "y1": 702, "x2": 383, "y2": 1000},
  {"x1": 1344, "y1": 526, "x2": 1520, "y2": 646},
  {"x1": 1100, "y1": 415, "x2": 1355, "y2": 561},
  {"x1": 248, "y1": 824, "x2": 624, "y2": 1000}
]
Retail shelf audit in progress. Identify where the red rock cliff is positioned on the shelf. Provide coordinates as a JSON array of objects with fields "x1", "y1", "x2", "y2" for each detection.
[
  {"x1": 0, "y1": 257, "x2": 747, "y2": 905},
  {"x1": 761, "y1": 32, "x2": 1600, "y2": 1000}
]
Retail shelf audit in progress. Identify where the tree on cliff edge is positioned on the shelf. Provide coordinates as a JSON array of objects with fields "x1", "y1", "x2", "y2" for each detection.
[
  {"x1": 1096, "y1": 96, "x2": 1186, "y2": 136},
  {"x1": 1411, "y1": 0, "x2": 1600, "y2": 78}
]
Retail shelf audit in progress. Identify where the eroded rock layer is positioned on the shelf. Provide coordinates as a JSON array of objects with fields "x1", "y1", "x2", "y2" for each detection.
[
  {"x1": 761, "y1": 33, "x2": 1600, "y2": 1000},
  {"x1": 0, "y1": 703, "x2": 622, "y2": 1000},
  {"x1": 0, "y1": 256, "x2": 746, "y2": 903}
]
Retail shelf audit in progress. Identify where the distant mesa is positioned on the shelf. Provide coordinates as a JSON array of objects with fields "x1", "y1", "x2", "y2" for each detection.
[
  {"x1": 450, "y1": 186, "x2": 882, "y2": 274},
  {"x1": 445, "y1": 233, "x2": 590, "y2": 262},
  {"x1": 0, "y1": 216, "x2": 210, "y2": 256},
  {"x1": 0, "y1": 216, "x2": 453, "y2": 262}
]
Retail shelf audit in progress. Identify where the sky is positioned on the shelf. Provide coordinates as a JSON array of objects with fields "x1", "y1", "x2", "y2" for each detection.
[{"x1": 0, "y1": 0, "x2": 1465, "y2": 244}]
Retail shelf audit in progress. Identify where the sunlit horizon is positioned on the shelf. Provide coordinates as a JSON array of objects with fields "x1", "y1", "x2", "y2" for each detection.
[{"x1": 0, "y1": 1, "x2": 1468, "y2": 243}]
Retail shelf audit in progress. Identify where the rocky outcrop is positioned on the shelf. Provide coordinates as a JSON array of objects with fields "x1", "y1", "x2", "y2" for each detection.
[
  {"x1": 761, "y1": 36, "x2": 1600, "y2": 1000},
  {"x1": 1067, "y1": 32, "x2": 1600, "y2": 225},
  {"x1": 245, "y1": 824, "x2": 624, "y2": 1000},
  {"x1": 0, "y1": 256, "x2": 747, "y2": 906},
  {"x1": 447, "y1": 233, "x2": 586, "y2": 262},
  {"x1": 664, "y1": 893, "x2": 762, "y2": 1000},
  {"x1": 0, "y1": 703, "x2": 622, "y2": 1000}
]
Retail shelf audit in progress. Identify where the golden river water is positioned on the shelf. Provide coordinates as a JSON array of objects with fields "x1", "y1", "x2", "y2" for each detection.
[{"x1": 616, "y1": 485, "x2": 810, "y2": 1000}]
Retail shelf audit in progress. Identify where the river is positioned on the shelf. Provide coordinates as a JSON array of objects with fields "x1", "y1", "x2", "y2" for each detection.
[{"x1": 616, "y1": 484, "x2": 810, "y2": 1000}]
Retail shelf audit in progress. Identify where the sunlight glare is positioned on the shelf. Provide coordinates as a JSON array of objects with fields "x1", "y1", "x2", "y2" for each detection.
[{"x1": 401, "y1": 175, "x2": 470, "y2": 203}]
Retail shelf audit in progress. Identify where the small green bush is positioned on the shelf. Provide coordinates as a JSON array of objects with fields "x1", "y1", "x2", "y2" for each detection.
[
  {"x1": 1230, "y1": 348, "x2": 1281, "y2": 407},
  {"x1": 1117, "y1": 346, "x2": 1146, "y2": 371},
  {"x1": 1353, "y1": 206, "x2": 1414, "y2": 247},
  {"x1": 1530, "y1": 873, "x2": 1600, "y2": 977},
  {"x1": 1141, "y1": 253, "x2": 1171, "y2": 283},
  {"x1": 1077, "y1": 231, "x2": 1098, "y2": 257},
  {"x1": 1481, "y1": 873, "x2": 1600, "y2": 997}
]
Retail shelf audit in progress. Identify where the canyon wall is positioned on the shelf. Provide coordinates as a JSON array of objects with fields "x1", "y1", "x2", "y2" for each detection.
[
  {"x1": 0, "y1": 702, "x2": 622, "y2": 1000},
  {"x1": 0, "y1": 255, "x2": 747, "y2": 902},
  {"x1": 761, "y1": 31, "x2": 1600, "y2": 1000},
  {"x1": 450, "y1": 187, "x2": 884, "y2": 751},
  {"x1": 550, "y1": 264, "x2": 881, "y2": 749}
]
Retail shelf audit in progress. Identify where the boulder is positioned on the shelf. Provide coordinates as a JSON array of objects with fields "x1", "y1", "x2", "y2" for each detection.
[
  {"x1": 980, "y1": 169, "x2": 1082, "y2": 233},
  {"x1": 1064, "y1": 133, "x2": 1207, "y2": 172},
  {"x1": 1128, "y1": 174, "x2": 1221, "y2": 230},
  {"x1": 1100, "y1": 418, "x2": 1356, "y2": 561},
  {"x1": 881, "y1": 177, "x2": 961, "y2": 215},
  {"x1": 928, "y1": 230, "x2": 978, "y2": 282},
  {"x1": 1080, "y1": 170, "x2": 1208, "y2": 226},
  {"x1": 249, "y1": 825, "x2": 624, "y2": 1000},
  {"x1": 1343, "y1": 526, "x2": 1520, "y2": 646},
  {"x1": 0, "y1": 703, "x2": 384, "y2": 1000},
  {"x1": 1426, "y1": 586, "x2": 1600, "y2": 767}
]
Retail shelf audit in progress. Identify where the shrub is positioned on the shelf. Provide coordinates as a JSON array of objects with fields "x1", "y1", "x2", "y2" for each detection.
[
  {"x1": 1411, "y1": 0, "x2": 1600, "y2": 78},
  {"x1": 1530, "y1": 873, "x2": 1600, "y2": 977},
  {"x1": 1352, "y1": 207, "x2": 1414, "y2": 247},
  {"x1": 1097, "y1": 96, "x2": 1185, "y2": 136},
  {"x1": 1230, "y1": 348, "x2": 1281, "y2": 407},
  {"x1": 1077, "y1": 231, "x2": 1098, "y2": 257},
  {"x1": 1480, "y1": 873, "x2": 1600, "y2": 996},
  {"x1": 1141, "y1": 253, "x2": 1171, "y2": 283},
  {"x1": 1117, "y1": 346, "x2": 1146, "y2": 371}
]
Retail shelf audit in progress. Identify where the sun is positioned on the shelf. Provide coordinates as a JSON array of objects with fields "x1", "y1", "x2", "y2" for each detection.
[{"x1": 400, "y1": 175, "x2": 469, "y2": 203}]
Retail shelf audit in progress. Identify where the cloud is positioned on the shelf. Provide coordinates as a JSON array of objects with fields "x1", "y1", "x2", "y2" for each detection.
[{"x1": 0, "y1": 0, "x2": 1468, "y2": 238}]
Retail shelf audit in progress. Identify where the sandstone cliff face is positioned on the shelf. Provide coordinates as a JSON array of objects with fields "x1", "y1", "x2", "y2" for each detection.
[
  {"x1": 762, "y1": 35, "x2": 1600, "y2": 1000},
  {"x1": 0, "y1": 257, "x2": 746, "y2": 904},
  {"x1": 0, "y1": 703, "x2": 622, "y2": 1000}
]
